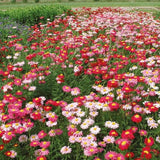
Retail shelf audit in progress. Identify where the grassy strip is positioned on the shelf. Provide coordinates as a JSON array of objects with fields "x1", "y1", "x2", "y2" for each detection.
[{"x1": 0, "y1": 2, "x2": 160, "y2": 9}]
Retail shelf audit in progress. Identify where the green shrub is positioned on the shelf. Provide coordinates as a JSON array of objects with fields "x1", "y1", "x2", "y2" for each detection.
[
  {"x1": 0, "y1": 17, "x2": 30, "y2": 41},
  {"x1": 23, "y1": 0, "x2": 28, "y2": 3},
  {"x1": 0, "y1": 5, "x2": 70, "y2": 26},
  {"x1": 153, "y1": 11, "x2": 160, "y2": 19},
  {"x1": 35, "y1": 0, "x2": 40, "y2": 3},
  {"x1": 11, "y1": 0, "x2": 16, "y2": 3}
]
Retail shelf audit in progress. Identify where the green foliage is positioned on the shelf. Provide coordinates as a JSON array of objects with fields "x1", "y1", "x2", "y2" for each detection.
[
  {"x1": 23, "y1": 0, "x2": 28, "y2": 3},
  {"x1": 0, "y1": 17, "x2": 30, "y2": 41},
  {"x1": 0, "y1": 5, "x2": 70, "y2": 26},
  {"x1": 153, "y1": 11, "x2": 160, "y2": 19},
  {"x1": 35, "y1": 0, "x2": 40, "y2": 3},
  {"x1": 11, "y1": 0, "x2": 16, "y2": 3},
  {"x1": 0, "y1": 1, "x2": 160, "y2": 9}
]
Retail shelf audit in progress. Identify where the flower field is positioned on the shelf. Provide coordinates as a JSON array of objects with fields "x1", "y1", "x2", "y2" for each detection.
[{"x1": 0, "y1": 7, "x2": 160, "y2": 160}]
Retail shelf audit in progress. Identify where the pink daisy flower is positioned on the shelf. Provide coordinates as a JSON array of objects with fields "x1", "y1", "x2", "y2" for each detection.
[
  {"x1": 69, "y1": 136, "x2": 76, "y2": 143},
  {"x1": 30, "y1": 141, "x2": 40, "y2": 147},
  {"x1": 48, "y1": 129, "x2": 56, "y2": 137},
  {"x1": 139, "y1": 130, "x2": 147, "y2": 136},
  {"x1": 116, "y1": 153, "x2": 125, "y2": 160},
  {"x1": 39, "y1": 141, "x2": 50, "y2": 148},
  {"x1": 10, "y1": 150, "x2": 17, "y2": 158},
  {"x1": 55, "y1": 129, "x2": 63, "y2": 135},
  {"x1": 18, "y1": 135, "x2": 28, "y2": 143},
  {"x1": 38, "y1": 130, "x2": 47, "y2": 139},
  {"x1": 14, "y1": 78, "x2": 22, "y2": 86},
  {"x1": 105, "y1": 151, "x2": 117, "y2": 160},
  {"x1": 36, "y1": 156, "x2": 47, "y2": 160},
  {"x1": 16, "y1": 127, "x2": 26, "y2": 134},
  {"x1": 94, "y1": 157, "x2": 101, "y2": 160},
  {"x1": 39, "y1": 148, "x2": 49, "y2": 156},
  {"x1": 84, "y1": 146, "x2": 98, "y2": 156},
  {"x1": 62, "y1": 86, "x2": 71, "y2": 92},
  {"x1": 3, "y1": 131, "x2": 15, "y2": 141},
  {"x1": 71, "y1": 87, "x2": 81, "y2": 96},
  {"x1": 98, "y1": 141, "x2": 106, "y2": 147}
]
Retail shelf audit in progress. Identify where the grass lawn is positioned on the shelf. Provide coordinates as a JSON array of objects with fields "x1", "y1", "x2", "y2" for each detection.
[{"x1": 0, "y1": 1, "x2": 160, "y2": 10}]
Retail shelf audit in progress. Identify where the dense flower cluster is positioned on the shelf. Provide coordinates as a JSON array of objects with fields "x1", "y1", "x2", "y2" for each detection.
[{"x1": 0, "y1": 7, "x2": 160, "y2": 159}]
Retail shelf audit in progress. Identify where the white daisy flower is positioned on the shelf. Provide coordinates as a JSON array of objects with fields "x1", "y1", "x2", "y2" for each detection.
[
  {"x1": 90, "y1": 141, "x2": 98, "y2": 147},
  {"x1": 102, "y1": 103, "x2": 111, "y2": 111},
  {"x1": 105, "y1": 121, "x2": 119, "y2": 129},
  {"x1": 156, "y1": 136, "x2": 160, "y2": 143},
  {"x1": 110, "y1": 121, "x2": 119, "y2": 129},
  {"x1": 146, "y1": 117, "x2": 155, "y2": 123},
  {"x1": 103, "y1": 136, "x2": 115, "y2": 144},
  {"x1": 28, "y1": 86, "x2": 36, "y2": 91},
  {"x1": 81, "y1": 138, "x2": 91, "y2": 148},
  {"x1": 80, "y1": 122, "x2": 89, "y2": 130},
  {"x1": 46, "y1": 121, "x2": 57, "y2": 127},
  {"x1": 29, "y1": 134, "x2": 39, "y2": 141},
  {"x1": 65, "y1": 102, "x2": 78, "y2": 111},
  {"x1": 19, "y1": 135, "x2": 28, "y2": 143},
  {"x1": 89, "y1": 111, "x2": 99, "y2": 117},
  {"x1": 1, "y1": 124, "x2": 12, "y2": 131},
  {"x1": 12, "y1": 123, "x2": 22, "y2": 129},
  {"x1": 86, "y1": 134, "x2": 95, "y2": 141},
  {"x1": 95, "y1": 102, "x2": 103, "y2": 109},
  {"x1": 100, "y1": 87, "x2": 112, "y2": 95},
  {"x1": 84, "y1": 118, "x2": 95, "y2": 126},
  {"x1": 60, "y1": 146, "x2": 72, "y2": 154},
  {"x1": 85, "y1": 102, "x2": 95, "y2": 109},
  {"x1": 148, "y1": 122, "x2": 158, "y2": 129},
  {"x1": 75, "y1": 136, "x2": 83, "y2": 143},
  {"x1": 62, "y1": 111, "x2": 72, "y2": 118},
  {"x1": 104, "y1": 121, "x2": 112, "y2": 128},
  {"x1": 90, "y1": 125, "x2": 101, "y2": 135},
  {"x1": 122, "y1": 104, "x2": 132, "y2": 110},
  {"x1": 71, "y1": 117, "x2": 81, "y2": 125},
  {"x1": 76, "y1": 110, "x2": 85, "y2": 117}
]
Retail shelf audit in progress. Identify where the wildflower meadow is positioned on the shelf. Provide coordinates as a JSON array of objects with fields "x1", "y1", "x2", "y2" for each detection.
[{"x1": 0, "y1": 7, "x2": 160, "y2": 160}]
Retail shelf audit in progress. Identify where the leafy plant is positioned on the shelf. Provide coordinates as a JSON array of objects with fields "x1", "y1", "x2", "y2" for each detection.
[
  {"x1": 23, "y1": 0, "x2": 28, "y2": 3},
  {"x1": 35, "y1": 0, "x2": 40, "y2": 3},
  {"x1": 0, "y1": 17, "x2": 30, "y2": 41},
  {"x1": 11, "y1": 0, "x2": 16, "y2": 3},
  {"x1": 0, "y1": 5, "x2": 70, "y2": 26}
]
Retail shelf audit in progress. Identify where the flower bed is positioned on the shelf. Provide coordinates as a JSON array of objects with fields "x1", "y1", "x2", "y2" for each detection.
[{"x1": 0, "y1": 7, "x2": 160, "y2": 160}]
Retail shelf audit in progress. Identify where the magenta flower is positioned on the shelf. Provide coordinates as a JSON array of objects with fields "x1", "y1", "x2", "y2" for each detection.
[
  {"x1": 30, "y1": 141, "x2": 40, "y2": 147},
  {"x1": 39, "y1": 141, "x2": 50, "y2": 148},
  {"x1": 139, "y1": 130, "x2": 147, "y2": 136},
  {"x1": 104, "y1": 151, "x2": 117, "y2": 160},
  {"x1": 38, "y1": 130, "x2": 47, "y2": 139},
  {"x1": 62, "y1": 86, "x2": 71, "y2": 92}
]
